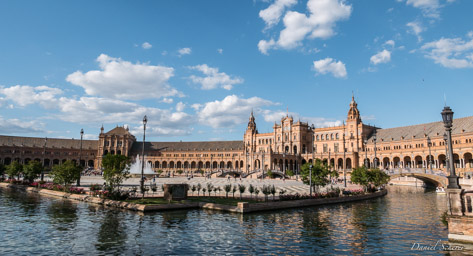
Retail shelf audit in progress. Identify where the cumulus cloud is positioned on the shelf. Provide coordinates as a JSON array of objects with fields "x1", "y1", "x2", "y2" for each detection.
[
  {"x1": 0, "y1": 85, "x2": 63, "y2": 108},
  {"x1": 258, "y1": 0, "x2": 352, "y2": 54},
  {"x1": 161, "y1": 98, "x2": 174, "y2": 104},
  {"x1": 421, "y1": 34, "x2": 473, "y2": 68},
  {"x1": 313, "y1": 58, "x2": 347, "y2": 78},
  {"x1": 178, "y1": 47, "x2": 192, "y2": 56},
  {"x1": 262, "y1": 110, "x2": 342, "y2": 127},
  {"x1": 217, "y1": 48, "x2": 223, "y2": 54},
  {"x1": 384, "y1": 40, "x2": 395, "y2": 47},
  {"x1": 66, "y1": 54, "x2": 179, "y2": 100},
  {"x1": 188, "y1": 64, "x2": 244, "y2": 90},
  {"x1": 407, "y1": 21, "x2": 424, "y2": 42},
  {"x1": 259, "y1": 0, "x2": 297, "y2": 28},
  {"x1": 370, "y1": 49, "x2": 391, "y2": 65},
  {"x1": 176, "y1": 102, "x2": 185, "y2": 112},
  {"x1": 0, "y1": 116, "x2": 45, "y2": 134},
  {"x1": 197, "y1": 95, "x2": 275, "y2": 128},
  {"x1": 142, "y1": 42, "x2": 152, "y2": 49}
]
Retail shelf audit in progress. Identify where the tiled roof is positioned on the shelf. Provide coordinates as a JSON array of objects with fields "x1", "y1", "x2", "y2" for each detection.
[
  {"x1": 131, "y1": 141, "x2": 244, "y2": 152},
  {"x1": 105, "y1": 126, "x2": 134, "y2": 137},
  {"x1": 0, "y1": 135, "x2": 98, "y2": 150},
  {"x1": 369, "y1": 116, "x2": 473, "y2": 142}
]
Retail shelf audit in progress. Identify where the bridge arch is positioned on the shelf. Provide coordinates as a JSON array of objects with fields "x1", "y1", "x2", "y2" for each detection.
[{"x1": 390, "y1": 173, "x2": 447, "y2": 188}]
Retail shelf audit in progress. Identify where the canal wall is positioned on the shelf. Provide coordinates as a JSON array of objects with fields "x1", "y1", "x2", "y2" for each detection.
[{"x1": 0, "y1": 182, "x2": 387, "y2": 214}]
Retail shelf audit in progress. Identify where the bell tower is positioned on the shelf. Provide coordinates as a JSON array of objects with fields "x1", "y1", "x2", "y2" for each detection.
[{"x1": 346, "y1": 94, "x2": 362, "y2": 154}]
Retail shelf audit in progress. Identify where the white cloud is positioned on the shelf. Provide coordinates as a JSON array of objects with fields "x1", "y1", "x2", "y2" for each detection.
[
  {"x1": 259, "y1": 0, "x2": 297, "y2": 28},
  {"x1": 188, "y1": 64, "x2": 244, "y2": 90},
  {"x1": 161, "y1": 98, "x2": 174, "y2": 104},
  {"x1": 178, "y1": 47, "x2": 192, "y2": 56},
  {"x1": 258, "y1": 0, "x2": 352, "y2": 54},
  {"x1": 262, "y1": 110, "x2": 342, "y2": 127},
  {"x1": 313, "y1": 58, "x2": 347, "y2": 78},
  {"x1": 198, "y1": 95, "x2": 275, "y2": 128},
  {"x1": 402, "y1": 0, "x2": 455, "y2": 18},
  {"x1": 0, "y1": 116, "x2": 45, "y2": 134},
  {"x1": 407, "y1": 21, "x2": 424, "y2": 42},
  {"x1": 142, "y1": 42, "x2": 152, "y2": 49},
  {"x1": 217, "y1": 48, "x2": 223, "y2": 54},
  {"x1": 191, "y1": 103, "x2": 202, "y2": 111},
  {"x1": 176, "y1": 102, "x2": 185, "y2": 112},
  {"x1": 0, "y1": 85, "x2": 63, "y2": 108},
  {"x1": 384, "y1": 40, "x2": 395, "y2": 47},
  {"x1": 55, "y1": 96, "x2": 195, "y2": 136},
  {"x1": 66, "y1": 54, "x2": 179, "y2": 100},
  {"x1": 370, "y1": 49, "x2": 391, "y2": 65},
  {"x1": 421, "y1": 34, "x2": 473, "y2": 68}
]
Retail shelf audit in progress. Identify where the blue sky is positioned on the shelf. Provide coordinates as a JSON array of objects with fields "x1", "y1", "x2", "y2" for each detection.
[{"x1": 0, "y1": 0, "x2": 472, "y2": 141}]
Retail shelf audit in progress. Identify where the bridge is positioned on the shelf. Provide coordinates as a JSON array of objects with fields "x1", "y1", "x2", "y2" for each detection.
[{"x1": 386, "y1": 168, "x2": 448, "y2": 187}]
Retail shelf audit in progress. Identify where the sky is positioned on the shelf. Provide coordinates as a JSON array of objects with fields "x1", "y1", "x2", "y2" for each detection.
[{"x1": 0, "y1": 0, "x2": 472, "y2": 142}]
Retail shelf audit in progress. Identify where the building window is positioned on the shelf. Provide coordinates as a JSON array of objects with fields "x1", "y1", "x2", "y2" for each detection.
[
  {"x1": 336, "y1": 133, "x2": 339, "y2": 139},
  {"x1": 334, "y1": 143, "x2": 339, "y2": 152},
  {"x1": 323, "y1": 144, "x2": 328, "y2": 153}
]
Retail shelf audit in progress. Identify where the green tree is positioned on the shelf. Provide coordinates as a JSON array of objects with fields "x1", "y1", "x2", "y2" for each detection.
[
  {"x1": 350, "y1": 166, "x2": 371, "y2": 191},
  {"x1": 197, "y1": 183, "x2": 202, "y2": 196},
  {"x1": 369, "y1": 168, "x2": 390, "y2": 188},
  {"x1": 206, "y1": 183, "x2": 213, "y2": 196},
  {"x1": 300, "y1": 161, "x2": 335, "y2": 193},
  {"x1": 270, "y1": 185, "x2": 276, "y2": 200},
  {"x1": 238, "y1": 184, "x2": 246, "y2": 200},
  {"x1": 23, "y1": 161, "x2": 44, "y2": 183},
  {"x1": 102, "y1": 154, "x2": 130, "y2": 193},
  {"x1": 232, "y1": 185, "x2": 237, "y2": 198},
  {"x1": 248, "y1": 184, "x2": 255, "y2": 199},
  {"x1": 50, "y1": 160, "x2": 80, "y2": 190},
  {"x1": 224, "y1": 184, "x2": 232, "y2": 198},
  {"x1": 6, "y1": 161, "x2": 23, "y2": 180},
  {"x1": 286, "y1": 169, "x2": 294, "y2": 177}
]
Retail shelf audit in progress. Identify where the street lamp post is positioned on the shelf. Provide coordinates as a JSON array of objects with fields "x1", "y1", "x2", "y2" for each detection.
[
  {"x1": 309, "y1": 164, "x2": 313, "y2": 196},
  {"x1": 444, "y1": 133, "x2": 449, "y2": 172},
  {"x1": 76, "y1": 129, "x2": 84, "y2": 186},
  {"x1": 41, "y1": 137, "x2": 47, "y2": 181},
  {"x1": 427, "y1": 136, "x2": 432, "y2": 171},
  {"x1": 373, "y1": 130, "x2": 377, "y2": 169},
  {"x1": 141, "y1": 115, "x2": 148, "y2": 199},
  {"x1": 441, "y1": 106, "x2": 460, "y2": 189}
]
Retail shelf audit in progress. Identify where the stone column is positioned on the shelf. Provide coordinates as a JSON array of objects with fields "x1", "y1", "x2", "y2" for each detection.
[{"x1": 447, "y1": 189, "x2": 464, "y2": 216}]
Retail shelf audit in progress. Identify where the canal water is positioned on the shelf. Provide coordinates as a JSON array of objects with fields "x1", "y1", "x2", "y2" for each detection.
[{"x1": 0, "y1": 186, "x2": 466, "y2": 255}]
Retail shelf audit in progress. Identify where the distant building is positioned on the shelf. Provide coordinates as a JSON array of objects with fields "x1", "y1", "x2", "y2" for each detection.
[{"x1": 1, "y1": 96, "x2": 472, "y2": 177}]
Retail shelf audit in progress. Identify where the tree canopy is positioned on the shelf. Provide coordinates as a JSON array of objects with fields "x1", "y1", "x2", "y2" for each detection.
[
  {"x1": 351, "y1": 167, "x2": 389, "y2": 191},
  {"x1": 6, "y1": 161, "x2": 23, "y2": 180},
  {"x1": 50, "y1": 160, "x2": 81, "y2": 189},
  {"x1": 23, "y1": 161, "x2": 44, "y2": 182},
  {"x1": 300, "y1": 160, "x2": 337, "y2": 192},
  {"x1": 102, "y1": 154, "x2": 130, "y2": 192}
]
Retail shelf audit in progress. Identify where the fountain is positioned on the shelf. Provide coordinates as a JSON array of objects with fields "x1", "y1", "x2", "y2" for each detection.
[{"x1": 129, "y1": 155, "x2": 155, "y2": 177}]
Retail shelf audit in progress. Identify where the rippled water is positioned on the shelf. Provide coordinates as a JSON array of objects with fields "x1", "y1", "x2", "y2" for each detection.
[{"x1": 0, "y1": 186, "x2": 460, "y2": 255}]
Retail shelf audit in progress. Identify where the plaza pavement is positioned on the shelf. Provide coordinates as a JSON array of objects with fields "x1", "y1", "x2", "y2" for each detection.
[{"x1": 78, "y1": 175, "x2": 361, "y2": 196}]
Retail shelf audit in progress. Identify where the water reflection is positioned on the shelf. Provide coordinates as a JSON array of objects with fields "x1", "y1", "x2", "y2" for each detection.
[
  {"x1": 95, "y1": 210, "x2": 127, "y2": 254},
  {"x1": 0, "y1": 186, "x2": 461, "y2": 255},
  {"x1": 46, "y1": 200, "x2": 78, "y2": 231}
]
